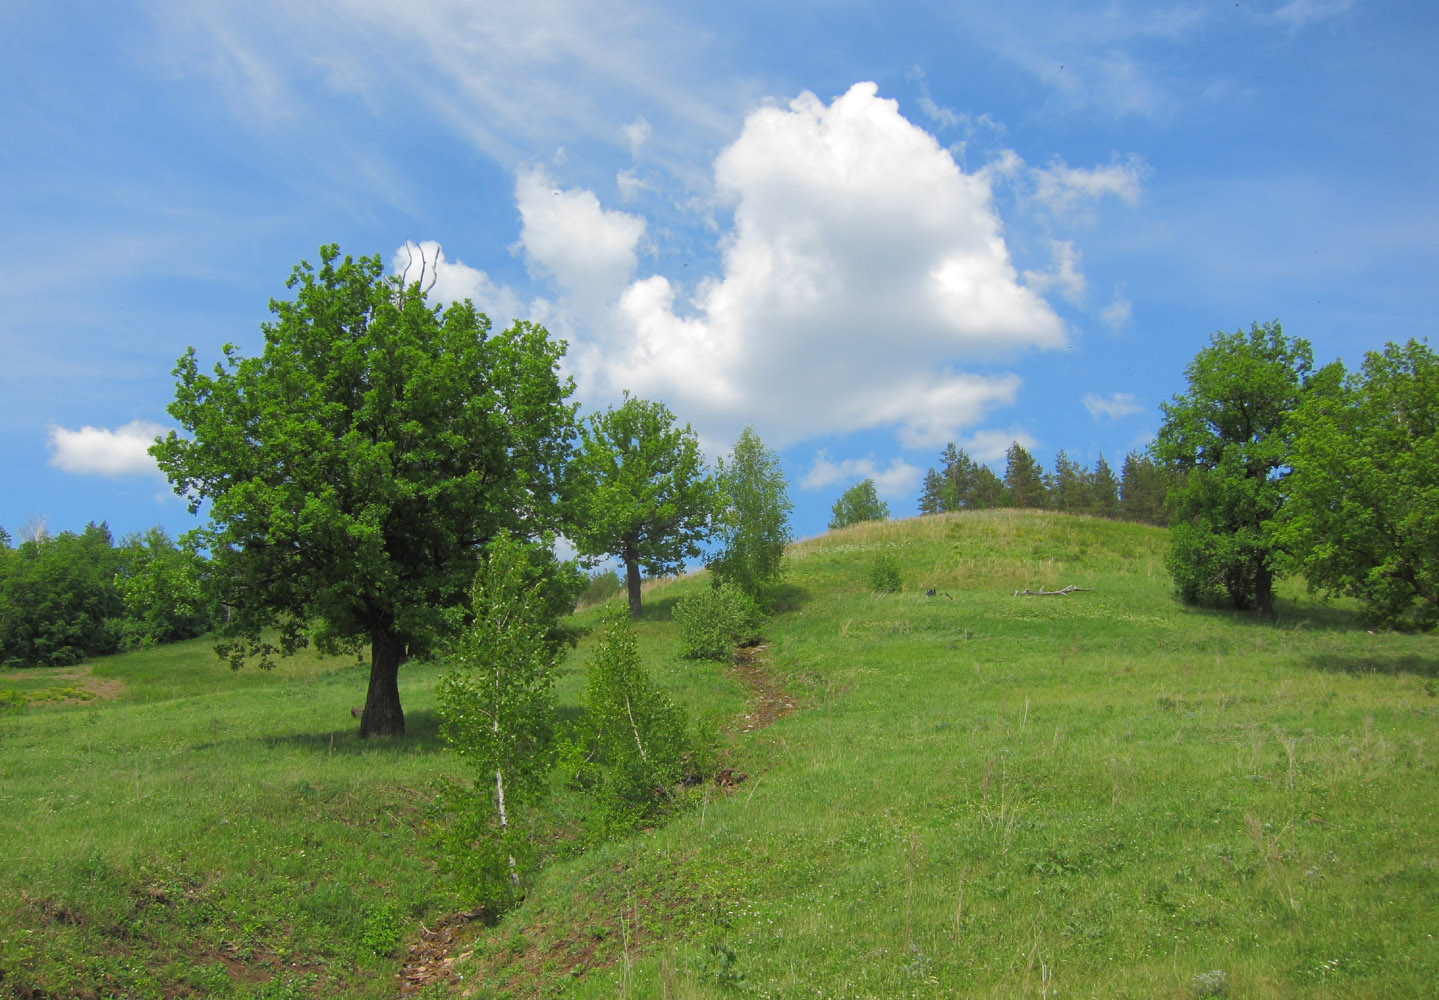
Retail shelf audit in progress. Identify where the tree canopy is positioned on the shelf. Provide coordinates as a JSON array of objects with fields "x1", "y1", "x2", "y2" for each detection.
[
  {"x1": 152, "y1": 245, "x2": 578, "y2": 736},
  {"x1": 708, "y1": 427, "x2": 793, "y2": 603},
  {"x1": 1275, "y1": 339, "x2": 1439, "y2": 630},
  {"x1": 829, "y1": 479, "x2": 889, "y2": 529},
  {"x1": 565, "y1": 394, "x2": 717, "y2": 619},
  {"x1": 1003, "y1": 443, "x2": 1048, "y2": 509},
  {"x1": 1155, "y1": 320, "x2": 1314, "y2": 618}
]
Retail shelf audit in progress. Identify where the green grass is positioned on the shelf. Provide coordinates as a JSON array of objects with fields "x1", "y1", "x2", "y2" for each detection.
[{"x1": 2, "y1": 509, "x2": 1436, "y2": 998}]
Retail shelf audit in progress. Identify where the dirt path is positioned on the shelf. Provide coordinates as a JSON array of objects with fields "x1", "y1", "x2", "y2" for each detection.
[
  {"x1": 731, "y1": 643, "x2": 798, "y2": 732},
  {"x1": 395, "y1": 643, "x2": 800, "y2": 996}
]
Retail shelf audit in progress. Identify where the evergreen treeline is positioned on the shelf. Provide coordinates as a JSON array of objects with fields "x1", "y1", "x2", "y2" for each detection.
[
  {"x1": 918, "y1": 442, "x2": 1173, "y2": 526},
  {"x1": 0, "y1": 524, "x2": 216, "y2": 668}
]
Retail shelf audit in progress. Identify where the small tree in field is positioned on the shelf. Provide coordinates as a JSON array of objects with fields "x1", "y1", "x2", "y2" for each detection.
[
  {"x1": 1155, "y1": 320, "x2": 1314, "y2": 618},
  {"x1": 437, "y1": 531, "x2": 561, "y2": 908},
  {"x1": 566, "y1": 394, "x2": 718, "y2": 619},
  {"x1": 829, "y1": 479, "x2": 889, "y2": 529},
  {"x1": 559, "y1": 609, "x2": 689, "y2": 835},
  {"x1": 709, "y1": 427, "x2": 793, "y2": 604}
]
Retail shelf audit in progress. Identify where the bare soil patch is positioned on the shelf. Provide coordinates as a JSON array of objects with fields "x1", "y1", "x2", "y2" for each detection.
[{"x1": 730, "y1": 644, "x2": 797, "y2": 731}]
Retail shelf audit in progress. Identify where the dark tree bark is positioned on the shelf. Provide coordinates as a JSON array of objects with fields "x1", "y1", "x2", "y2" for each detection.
[
  {"x1": 1255, "y1": 565, "x2": 1275, "y2": 621},
  {"x1": 624, "y1": 542, "x2": 642, "y2": 620},
  {"x1": 360, "y1": 627, "x2": 406, "y2": 737}
]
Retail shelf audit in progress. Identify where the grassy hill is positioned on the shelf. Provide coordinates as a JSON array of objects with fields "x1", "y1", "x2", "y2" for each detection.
[{"x1": 2, "y1": 510, "x2": 1435, "y2": 998}]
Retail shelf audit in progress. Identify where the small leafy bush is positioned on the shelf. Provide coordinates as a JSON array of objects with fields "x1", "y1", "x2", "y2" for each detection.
[
  {"x1": 360, "y1": 902, "x2": 403, "y2": 956},
  {"x1": 869, "y1": 552, "x2": 902, "y2": 593},
  {"x1": 558, "y1": 610, "x2": 690, "y2": 835},
  {"x1": 673, "y1": 584, "x2": 762, "y2": 660}
]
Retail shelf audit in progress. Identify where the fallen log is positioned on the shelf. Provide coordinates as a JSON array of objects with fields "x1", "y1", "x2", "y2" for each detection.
[{"x1": 1012, "y1": 585, "x2": 1095, "y2": 597}]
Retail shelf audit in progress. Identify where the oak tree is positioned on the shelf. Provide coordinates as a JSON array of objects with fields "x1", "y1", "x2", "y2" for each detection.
[
  {"x1": 1154, "y1": 321, "x2": 1314, "y2": 618},
  {"x1": 153, "y1": 245, "x2": 576, "y2": 736},
  {"x1": 1276, "y1": 339, "x2": 1439, "y2": 630}
]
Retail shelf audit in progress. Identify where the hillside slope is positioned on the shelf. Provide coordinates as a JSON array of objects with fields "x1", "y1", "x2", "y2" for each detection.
[
  {"x1": 1, "y1": 510, "x2": 1434, "y2": 999},
  {"x1": 476, "y1": 510, "x2": 1438, "y2": 999}
]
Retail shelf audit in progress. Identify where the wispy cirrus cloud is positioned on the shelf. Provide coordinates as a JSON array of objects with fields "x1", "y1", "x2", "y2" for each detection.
[{"x1": 1082, "y1": 392, "x2": 1144, "y2": 421}]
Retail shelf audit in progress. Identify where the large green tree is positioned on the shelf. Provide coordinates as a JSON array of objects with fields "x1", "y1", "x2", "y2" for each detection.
[
  {"x1": 708, "y1": 427, "x2": 793, "y2": 603},
  {"x1": 1275, "y1": 339, "x2": 1439, "y2": 630},
  {"x1": 152, "y1": 245, "x2": 577, "y2": 737},
  {"x1": 829, "y1": 478, "x2": 889, "y2": 529},
  {"x1": 1155, "y1": 320, "x2": 1314, "y2": 618},
  {"x1": 566, "y1": 394, "x2": 718, "y2": 619}
]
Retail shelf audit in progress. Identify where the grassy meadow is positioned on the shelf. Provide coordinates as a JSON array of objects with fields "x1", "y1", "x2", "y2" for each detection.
[{"x1": 2, "y1": 510, "x2": 1436, "y2": 998}]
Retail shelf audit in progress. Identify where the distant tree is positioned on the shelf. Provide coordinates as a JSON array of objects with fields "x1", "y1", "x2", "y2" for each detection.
[
  {"x1": 1003, "y1": 443, "x2": 1048, "y2": 509},
  {"x1": 0, "y1": 523, "x2": 123, "y2": 668},
  {"x1": 918, "y1": 468, "x2": 946, "y2": 515},
  {"x1": 437, "y1": 531, "x2": 562, "y2": 908},
  {"x1": 115, "y1": 528, "x2": 214, "y2": 649},
  {"x1": 566, "y1": 394, "x2": 718, "y2": 619},
  {"x1": 1050, "y1": 449, "x2": 1088, "y2": 514},
  {"x1": 1118, "y1": 452, "x2": 1171, "y2": 526},
  {"x1": 829, "y1": 479, "x2": 890, "y2": 529},
  {"x1": 1276, "y1": 340, "x2": 1439, "y2": 630},
  {"x1": 1155, "y1": 321, "x2": 1315, "y2": 618},
  {"x1": 152, "y1": 245, "x2": 578, "y2": 737},
  {"x1": 1086, "y1": 454, "x2": 1121, "y2": 519},
  {"x1": 970, "y1": 464, "x2": 1007, "y2": 509},
  {"x1": 708, "y1": 427, "x2": 793, "y2": 603}
]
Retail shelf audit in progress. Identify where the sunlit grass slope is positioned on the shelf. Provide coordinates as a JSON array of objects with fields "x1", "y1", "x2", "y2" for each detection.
[
  {"x1": 477, "y1": 510, "x2": 1438, "y2": 1000},
  {"x1": 1, "y1": 509, "x2": 1435, "y2": 999}
]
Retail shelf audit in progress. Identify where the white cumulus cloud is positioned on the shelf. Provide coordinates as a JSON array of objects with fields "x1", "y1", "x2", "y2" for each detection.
[
  {"x1": 800, "y1": 451, "x2": 921, "y2": 498},
  {"x1": 1083, "y1": 392, "x2": 1144, "y2": 420},
  {"x1": 47, "y1": 420, "x2": 169, "y2": 477},
  {"x1": 959, "y1": 427, "x2": 1039, "y2": 464},
  {"x1": 516, "y1": 166, "x2": 646, "y2": 309},
  {"x1": 562, "y1": 82, "x2": 1066, "y2": 450}
]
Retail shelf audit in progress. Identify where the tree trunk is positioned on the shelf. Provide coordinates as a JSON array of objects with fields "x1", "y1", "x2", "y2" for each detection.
[
  {"x1": 624, "y1": 544, "x2": 642, "y2": 620},
  {"x1": 360, "y1": 627, "x2": 406, "y2": 737},
  {"x1": 1255, "y1": 564, "x2": 1276, "y2": 621}
]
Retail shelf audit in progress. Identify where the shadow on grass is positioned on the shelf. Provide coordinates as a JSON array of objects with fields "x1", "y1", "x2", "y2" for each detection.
[
  {"x1": 1178, "y1": 595, "x2": 1367, "y2": 634},
  {"x1": 1305, "y1": 652, "x2": 1439, "y2": 679},
  {"x1": 768, "y1": 583, "x2": 810, "y2": 615},
  {"x1": 260, "y1": 708, "x2": 450, "y2": 756}
]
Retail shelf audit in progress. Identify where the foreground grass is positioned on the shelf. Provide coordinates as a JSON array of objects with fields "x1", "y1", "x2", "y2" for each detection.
[{"x1": 2, "y1": 510, "x2": 1435, "y2": 998}]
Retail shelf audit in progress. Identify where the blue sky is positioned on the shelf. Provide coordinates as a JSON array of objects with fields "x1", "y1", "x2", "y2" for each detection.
[{"x1": 2, "y1": 0, "x2": 1435, "y2": 551}]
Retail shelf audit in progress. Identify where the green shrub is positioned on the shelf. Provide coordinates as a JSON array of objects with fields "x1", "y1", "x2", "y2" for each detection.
[
  {"x1": 360, "y1": 902, "x2": 403, "y2": 956},
  {"x1": 575, "y1": 568, "x2": 624, "y2": 609},
  {"x1": 869, "y1": 552, "x2": 902, "y2": 593},
  {"x1": 673, "y1": 584, "x2": 762, "y2": 660},
  {"x1": 558, "y1": 610, "x2": 690, "y2": 835}
]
